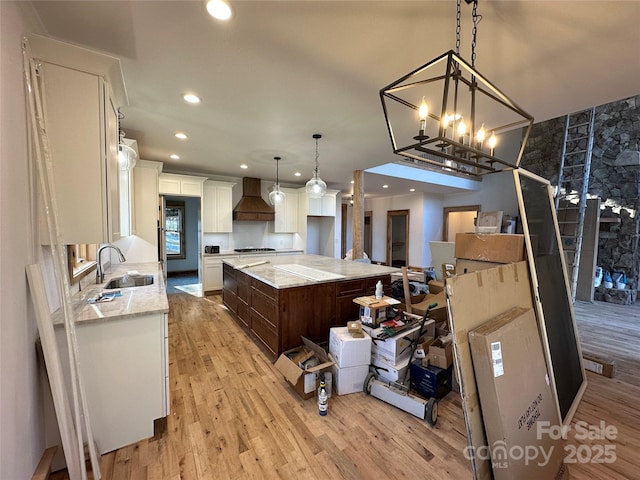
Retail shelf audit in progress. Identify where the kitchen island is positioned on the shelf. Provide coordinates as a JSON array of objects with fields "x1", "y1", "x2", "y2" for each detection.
[{"x1": 222, "y1": 254, "x2": 399, "y2": 360}]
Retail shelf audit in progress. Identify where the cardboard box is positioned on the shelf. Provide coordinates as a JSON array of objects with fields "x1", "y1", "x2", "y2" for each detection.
[
  {"x1": 329, "y1": 327, "x2": 372, "y2": 368},
  {"x1": 332, "y1": 364, "x2": 370, "y2": 395},
  {"x1": 468, "y1": 307, "x2": 564, "y2": 480},
  {"x1": 409, "y1": 361, "x2": 453, "y2": 399},
  {"x1": 582, "y1": 352, "x2": 615, "y2": 378},
  {"x1": 427, "y1": 280, "x2": 444, "y2": 294},
  {"x1": 429, "y1": 337, "x2": 453, "y2": 369},
  {"x1": 353, "y1": 295, "x2": 400, "y2": 326},
  {"x1": 435, "y1": 321, "x2": 449, "y2": 338},
  {"x1": 274, "y1": 337, "x2": 335, "y2": 400},
  {"x1": 363, "y1": 319, "x2": 434, "y2": 365},
  {"x1": 455, "y1": 233, "x2": 525, "y2": 264},
  {"x1": 371, "y1": 354, "x2": 411, "y2": 384},
  {"x1": 408, "y1": 291, "x2": 447, "y2": 322},
  {"x1": 456, "y1": 258, "x2": 504, "y2": 274}
]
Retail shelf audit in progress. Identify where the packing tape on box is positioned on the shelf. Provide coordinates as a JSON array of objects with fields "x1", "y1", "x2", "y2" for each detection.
[
  {"x1": 476, "y1": 272, "x2": 483, "y2": 288},
  {"x1": 498, "y1": 266, "x2": 505, "y2": 283}
]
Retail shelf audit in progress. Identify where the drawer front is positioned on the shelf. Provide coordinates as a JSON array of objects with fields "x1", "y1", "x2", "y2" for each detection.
[
  {"x1": 336, "y1": 293, "x2": 362, "y2": 323},
  {"x1": 251, "y1": 288, "x2": 278, "y2": 329},
  {"x1": 237, "y1": 300, "x2": 250, "y2": 329},
  {"x1": 251, "y1": 278, "x2": 278, "y2": 302},
  {"x1": 223, "y1": 290, "x2": 237, "y2": 314},
  {"x1": 237, "y1": 277, "x2": 251, "y2": 303},
  {"x1": 364, "y1": 276, "x2": 391, "y2": 294},
  {"x1": 250, "y1": 311, "x2": 278, "y2": 358},
  {"x1": 335, "y1": 279, "x2": 364, "y2": 296}
]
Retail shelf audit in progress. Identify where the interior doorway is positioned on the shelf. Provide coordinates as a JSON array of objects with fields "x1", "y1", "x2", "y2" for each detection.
[
  {"x1": 387, "y1": 209, "x2": 409, "y2": 268},
  {"x1": 442, "y1": 205, "x2": 480, "y2": 241},
  {"x1": 364, "y1": 211, "x2": 372, "y2": 260}
]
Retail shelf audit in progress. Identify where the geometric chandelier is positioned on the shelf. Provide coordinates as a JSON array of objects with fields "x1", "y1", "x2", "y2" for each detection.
[{"x1": 380, "y1": 0, "x2": 534, "y2": 178}]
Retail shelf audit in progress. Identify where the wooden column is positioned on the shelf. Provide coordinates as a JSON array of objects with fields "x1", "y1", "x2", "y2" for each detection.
[{"x1": 352, "y1": 170, "x2": 365, "y2": 260}]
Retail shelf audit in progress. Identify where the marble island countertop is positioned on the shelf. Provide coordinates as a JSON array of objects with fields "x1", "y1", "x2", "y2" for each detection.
[
  {"x1": 203, "y1": 248, "x2": 304, "y2": 257},
  {"x1": 223, "y1": 254, "x2": 400, "y2": 289},
  {"x1": 52, "y1": 262, "x2": 168, "y2": 326}
]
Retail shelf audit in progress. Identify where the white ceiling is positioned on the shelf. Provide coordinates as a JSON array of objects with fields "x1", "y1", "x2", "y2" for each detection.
[{"x1": 30, "y1": 0, "x2": 640, "y2": 200}]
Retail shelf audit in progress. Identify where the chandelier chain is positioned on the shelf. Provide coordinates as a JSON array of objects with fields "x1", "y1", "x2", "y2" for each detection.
[
  {"x1": 471, "y1": 0, "x2": 481, "y2": 68},
  {"x1": 455, "y1": 0, "x2": 461, "y2": 55}
]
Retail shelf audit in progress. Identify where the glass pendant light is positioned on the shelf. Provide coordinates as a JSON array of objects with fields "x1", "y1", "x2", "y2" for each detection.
[
  {"x1": 306, "y1": 133, "x2": 327, "y2": 198},
  {"x1": 269, "y1": 156, "x2": 285, "y2": 206},
  {"x1": 118, "y1": 132, "x2": 138, "y2": 171}
]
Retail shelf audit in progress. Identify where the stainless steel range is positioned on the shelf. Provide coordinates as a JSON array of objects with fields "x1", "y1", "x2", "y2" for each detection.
[{"x1": 233, "y1": 248, "x2": 276, "y2": 253}]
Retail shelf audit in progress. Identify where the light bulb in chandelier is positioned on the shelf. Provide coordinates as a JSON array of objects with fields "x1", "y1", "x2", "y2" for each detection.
[
  {"x1": 476, "y1": 124, "x2": 486, "y2": 144},
  {"x1": 488, "y1": 132, "x2": 498, "y2": 156},
  {"x1": 306, "y1": 134, "x2": 327, "y2": 198},
  {"x1": 418, "y1": 97, "x2": 428, "y2": 131},
  {"x1": 269, "y1": 156, "x2": 286, "y2": 206}
]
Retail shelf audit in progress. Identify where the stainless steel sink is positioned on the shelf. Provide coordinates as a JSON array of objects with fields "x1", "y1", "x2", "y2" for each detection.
[{"x1": 104, "y1": 274, "x2": 154, "y2": 289}]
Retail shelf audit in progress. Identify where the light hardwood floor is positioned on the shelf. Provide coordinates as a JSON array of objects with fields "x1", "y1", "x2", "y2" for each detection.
[{"x1": 52, "y1": 293, "x2": 640, "y2": 479}]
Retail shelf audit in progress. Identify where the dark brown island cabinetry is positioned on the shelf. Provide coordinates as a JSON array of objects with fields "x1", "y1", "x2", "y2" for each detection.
[{"x1": 222, "y1": 263, "x2": 391, "y2": 361}]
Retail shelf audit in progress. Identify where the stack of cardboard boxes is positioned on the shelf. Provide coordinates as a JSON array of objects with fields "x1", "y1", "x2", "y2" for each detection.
[{"x1": 329, "y1": 325, "x2": 372, "y2": 395}]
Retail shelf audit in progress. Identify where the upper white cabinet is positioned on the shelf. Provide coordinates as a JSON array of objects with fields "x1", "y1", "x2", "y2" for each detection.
[
  {"x1": 30, "y1": 34, "x2": 127, "y2": 245},
  {"x1": 133, "y1": 160, "x2": 162, "y2": 254},
  {"x1": 159, "y1": 173, "x2": 206, "y2": 197},
  {"x1": 301, "y1": 189, "x2": 338, "y2": 217},
  {"x1": 274, "y1": 188, "x2": 299, "y2": 233},
  {"x1": 203, "y1": 180, "x2": 235, "y2": 232}
]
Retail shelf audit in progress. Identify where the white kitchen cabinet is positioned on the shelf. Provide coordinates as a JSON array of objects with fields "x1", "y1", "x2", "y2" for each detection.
[
  {"x1": 54, "y1": 312, "x2": 168, "y2": 454},
  {"x1": 33, "y1": 39, "x2": 125, "y2": 245},
  {"x1": 159, "y1": 173, "x2": 206, "y2": 197},
  {"x1": 274, "y1": 188, "x2": 299, "y2": 233},
  {"x1": 203, "y1": 180, "x2": 235, "y2": 232},
  {"x1": 203, "y1": 255, "x2": 237, "y2": 292},
  {"x1": 301, "y1": 189, "x2": 338, "y2": 217}
]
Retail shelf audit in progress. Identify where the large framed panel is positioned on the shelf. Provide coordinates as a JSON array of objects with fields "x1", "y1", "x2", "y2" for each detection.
[{"x1": 513, "y1": 168, "x2": 586, "y2": 424}]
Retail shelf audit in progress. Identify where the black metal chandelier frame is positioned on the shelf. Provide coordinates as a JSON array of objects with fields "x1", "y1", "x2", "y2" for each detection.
[{"x1": 379, "y1": 1, "x2": 534, "y2": 178}]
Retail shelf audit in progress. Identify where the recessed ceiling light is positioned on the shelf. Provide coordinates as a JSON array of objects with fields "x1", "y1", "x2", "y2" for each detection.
[
  {"x1": 240, "y1": 164, "x2": 248, "y2": 169},
  {"x1": 183, "y1": 94, "x2": 201, "y2": 104},
  {"x1": 175, "y1": 132, "x2": 188, "y2": 140},
  {"x1": 409, "y1": 188, "x2": 416, "y2": 192},
  {"x1": 382, "y1": 184, "x2": 389, "y2": 188},
  {"x1": 170, "y1": 154, "x2": 180, "y2": 160},
  {"x1": 206, "y1": 0, "x2": 233, "y2": 20},
  {"x1": 294, "y1": 172, "x2": 301, "y2": 177}
]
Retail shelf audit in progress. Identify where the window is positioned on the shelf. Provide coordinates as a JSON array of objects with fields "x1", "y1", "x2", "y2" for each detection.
[
  {"x1": 165, "y1": 201, "x2": 186, "y2": 260},
  {"x1": 67, "y1": 244, "x2": 97, "y2": 284}
]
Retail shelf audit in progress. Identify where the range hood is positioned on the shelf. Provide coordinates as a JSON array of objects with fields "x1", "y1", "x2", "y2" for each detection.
[{"x1": 233, "y1": 177, "x2": 275, "y2": 221}]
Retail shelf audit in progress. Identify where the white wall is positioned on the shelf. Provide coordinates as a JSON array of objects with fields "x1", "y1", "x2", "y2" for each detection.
[
  {"x1": 1, "y1": 2, "x2": 48, "y2": 477},
  {"x1": 366, "y1": 192, "x2": 443, "y2": 268},
  {"x1": 442, "y1": 170, "x2": 519, "y2": 218}
]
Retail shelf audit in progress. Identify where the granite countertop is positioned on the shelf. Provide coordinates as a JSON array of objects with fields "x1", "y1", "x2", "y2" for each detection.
[
  {"x1": 203, "y1": 249, "x2": 304, "y2": 257},
  {"x1": 223, "y1": 254, "x2": 399, "y2": 289},
  {"x1": 52, "y1": 262, "x2": 168, "y2": 326}
]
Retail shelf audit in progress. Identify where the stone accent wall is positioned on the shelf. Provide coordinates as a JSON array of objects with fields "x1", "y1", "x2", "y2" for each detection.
[{"x1": 520, "y1": 95, "x2": 640, "y2": 303}]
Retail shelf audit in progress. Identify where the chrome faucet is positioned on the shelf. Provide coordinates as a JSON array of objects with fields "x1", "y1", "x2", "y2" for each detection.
[{"x1": 96, "y1": 244, "x2": 126, "y2": 284}]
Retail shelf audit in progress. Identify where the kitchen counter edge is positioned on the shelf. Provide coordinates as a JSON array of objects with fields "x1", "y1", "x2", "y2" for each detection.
[{"x1": 51, "y1": 262, "x2": 169, "y2": 327}]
